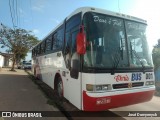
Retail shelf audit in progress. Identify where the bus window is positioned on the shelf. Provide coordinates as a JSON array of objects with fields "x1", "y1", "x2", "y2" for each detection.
[
  {"x1": 52, "y1": 27, "x2": 64, "y2": 51},
  {"x1": 41, "y1": 41, "x2": 46, "y2": 54},
  {"x1": 56, "y1": 28, "x2": 64, "y2": 50},
  {"x1": 64, "y1": 13, "x2": 81, "y2": 69},
  {"x1": 71, "y1": 29, "x2": 80, "y2": 77},
  {"x1": 46, "y1": 37, "x2": 52, "y2": 52},
  {"x1": 71, "y1": 29, "x2": 79, "y2": 56},
  {"x1": 37, "y1": 45, "x2": 41, "y2": 55},
  {"x1": 52, "y1": 33, "x2": 57, "y2": 51}
]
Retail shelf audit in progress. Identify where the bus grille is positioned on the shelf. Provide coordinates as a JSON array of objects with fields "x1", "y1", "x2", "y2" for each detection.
[{"x1": 113, "y1": 82, "x2": 144, "y2": 89}]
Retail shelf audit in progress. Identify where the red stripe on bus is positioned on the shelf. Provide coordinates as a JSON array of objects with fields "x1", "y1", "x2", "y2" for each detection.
[{"x1": 83, "y1": 90, "x2": 155, "y2": 111}]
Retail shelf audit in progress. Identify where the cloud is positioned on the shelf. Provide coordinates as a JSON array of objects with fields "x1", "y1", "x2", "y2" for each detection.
[
  {"x1": 31, "y1": 0, "x2": 47, "y2": 12},
  {"x1": 32, "y1": 5, "x2": 45, "y2": 12},
  {"x1": 32, "y1": 29, "x2": 40, "y2": 34}
]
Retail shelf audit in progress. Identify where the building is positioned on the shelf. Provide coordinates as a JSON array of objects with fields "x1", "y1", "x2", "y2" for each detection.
[
  {"x1": 0, "y1": 53, "x2": 13, "y2": 68},
  {"x1": 0, "y1": 54, "x2": 4, "y2": 69}
]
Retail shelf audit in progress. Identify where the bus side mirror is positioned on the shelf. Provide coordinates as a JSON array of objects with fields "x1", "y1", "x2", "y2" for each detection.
[{"x1": 76, "y1": 32, "x2": 86, "y2": 55}]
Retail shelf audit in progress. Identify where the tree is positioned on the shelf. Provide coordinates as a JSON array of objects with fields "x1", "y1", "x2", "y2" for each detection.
[
  {"x1": 0, "y1": 24, "x2": 39, "y2": 71},
  {"x1": 152, "y1": 39, "x2": 160, "y2": 70}
]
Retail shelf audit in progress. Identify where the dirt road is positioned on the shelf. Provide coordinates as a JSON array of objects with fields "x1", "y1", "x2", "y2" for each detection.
[{"x1": 0, "y1": 68, "x2": 67, "y2": 120}]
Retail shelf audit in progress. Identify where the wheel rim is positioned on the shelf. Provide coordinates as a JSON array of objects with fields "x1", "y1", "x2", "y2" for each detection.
[{"x1": 57, "y1": 80, "x2": 63, "y2": 97}]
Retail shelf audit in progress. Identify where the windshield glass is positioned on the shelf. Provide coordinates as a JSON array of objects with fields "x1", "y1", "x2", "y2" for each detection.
[
  {"x1": 25, "y1": 63, "x2": 31, "y2": 65},
  {"x1": 83, "y1": 12, "x2": 153, "y2": 69},
  {"x1": 125, "y1": 21, "x2": 153, "y2": 68},
  {"x1": 83, "y1": 12, "x2": 128, "y2": 68}
]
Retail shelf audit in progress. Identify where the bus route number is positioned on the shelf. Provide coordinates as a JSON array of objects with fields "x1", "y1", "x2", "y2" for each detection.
[{"x1": 146, "y1": 73, "x2": 153, "y2": 79}]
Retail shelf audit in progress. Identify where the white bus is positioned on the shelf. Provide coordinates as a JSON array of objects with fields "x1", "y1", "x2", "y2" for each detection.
[{"x1": 32, "y1": 7, "x2": 155, "y2": 111}]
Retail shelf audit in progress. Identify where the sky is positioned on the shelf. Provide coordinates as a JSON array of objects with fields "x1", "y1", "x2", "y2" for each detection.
[{"x1": 0, "y1": 0, "x2": 160, "y2": 60}]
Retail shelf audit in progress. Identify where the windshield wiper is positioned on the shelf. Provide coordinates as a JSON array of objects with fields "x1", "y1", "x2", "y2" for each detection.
[
  {"x1": 130, "y1": 42, "x2": 145, "y2": 73},
  {"x1": 131, "y1": 50, "x2": 145, "y2": 74}
]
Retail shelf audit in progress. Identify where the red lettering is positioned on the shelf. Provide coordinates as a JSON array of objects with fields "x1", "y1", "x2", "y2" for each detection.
[{"x1": 114, "y1": 75, "x2": 129, "y2": 82}]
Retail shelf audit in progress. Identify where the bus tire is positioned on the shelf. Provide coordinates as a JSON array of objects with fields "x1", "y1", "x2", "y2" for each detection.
[{"x1": 56, "y1": 77, "x2": 63, "y2": 99}]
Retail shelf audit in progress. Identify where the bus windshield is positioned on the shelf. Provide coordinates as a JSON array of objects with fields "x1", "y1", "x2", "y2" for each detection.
[
  {"x1": 125, "y1": 21, "x2": 153, "y2": 68},
  {"x1": 83, "y1": 12, "x2": 153, "y2": 69}
]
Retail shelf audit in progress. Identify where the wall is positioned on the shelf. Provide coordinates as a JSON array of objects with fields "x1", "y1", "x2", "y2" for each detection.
[{"x1": 0, "y1": 55, "x2": 4, "y2": 68}]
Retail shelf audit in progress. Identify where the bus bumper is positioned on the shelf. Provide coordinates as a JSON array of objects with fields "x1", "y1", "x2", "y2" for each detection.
[{"x1": 83, "y1": 89, "x2": 155, "y2": 111}]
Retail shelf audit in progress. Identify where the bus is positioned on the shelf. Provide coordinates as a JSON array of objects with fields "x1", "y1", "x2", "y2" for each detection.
[{"x1": 32, "y1": 7, "x2": 155, "y2": 111}]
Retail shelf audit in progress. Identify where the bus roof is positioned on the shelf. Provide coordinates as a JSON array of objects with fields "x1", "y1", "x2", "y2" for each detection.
[
  {"x1": 66, "y1": 7, "x2": 147, "y2": 23},
  {"x1": 33, "y1": 7, "x2": 147, "y2": 49}
]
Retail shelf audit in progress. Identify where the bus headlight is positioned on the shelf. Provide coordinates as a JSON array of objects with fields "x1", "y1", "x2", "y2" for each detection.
[
  {"x1": 86, "y1": 84, "x2": 111, "y2": 92},
  {"x1": 145, "y1": 81, "x2": 155, "y2": 86}
]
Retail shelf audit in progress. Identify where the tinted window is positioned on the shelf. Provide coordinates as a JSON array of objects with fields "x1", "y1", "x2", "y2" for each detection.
[
  {"x1": 56, "y1": 28, "x2": 64, "y2": 49},
  {"x1": 71, "y1": 29, "x2": 79, "y2": 56},
  {"x1": 36, "y1": 47, "x2": 38, "y2": 55},
  {"x1": 52, "y1": 28, "x2": 64, "y2": 51},
  {"x1": 37, "y1": 45, "x2": 41, "y2": 55},
  {"x1": 52, "y1": 33, "x2": 57, "y2": 50},
  {"x1": 46, "y1": 37, "x2": 52, "y2": 52},
  {"x1": 65, "y1": 32, "x2": 70, "y2": 54},
  {"x1": 83, "y1": 12, "x2": 128, "y2": 68},
  {"x1": 41, "y1": 41, "x2": 46, "y2": 54},
  {"x1": 66, "y1": 13, "x2": 81, "y2": 32},
  {"x1": 65, "y1": 13, "x2": 81, "y2": 54},
  {"x1": 25, "y1": 63, "x2": 31, "y2": 65},
  {"x1": 125, "y1": 21, "x2": 153, "y2": 67},
  {"x1": 64, "y1": 13, "x2": 81, "y2": 69}
]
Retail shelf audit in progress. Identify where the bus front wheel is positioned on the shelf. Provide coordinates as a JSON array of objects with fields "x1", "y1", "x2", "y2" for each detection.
[{"x1": 56, "y1": 77, "x2": 63, "y2": 98}]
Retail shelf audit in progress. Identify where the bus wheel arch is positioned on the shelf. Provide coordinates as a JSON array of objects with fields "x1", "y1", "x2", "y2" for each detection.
[{"x1": 54, "y1": 73, "x2": 64, "y2": 98}]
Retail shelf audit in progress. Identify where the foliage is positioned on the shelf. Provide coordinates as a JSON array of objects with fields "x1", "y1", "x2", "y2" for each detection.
[
  {"x1": 0, "y1": 24, "x2": 39, "y2": 71},
  {"x1": 152, "y1": 39, "x2": 160, "y2": 70}
]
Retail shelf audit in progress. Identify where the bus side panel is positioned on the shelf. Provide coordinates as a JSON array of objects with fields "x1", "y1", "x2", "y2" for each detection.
[
  {"x1": 63, "y1": 71, "x2": 82, "y2": 110},
  {"x1": 33, "y1": 51, "x2": 82, "y2": 110},
  {"x1": 39, "y1": 52, "x2": 66, "y2": 89}
]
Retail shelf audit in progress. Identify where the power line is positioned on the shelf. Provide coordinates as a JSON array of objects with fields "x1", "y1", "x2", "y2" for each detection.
[
  {"x1": 12, "y1": 0, "x2": 16, "y2": 25},
  {"x1": 15, "y1": 0, "x2": 19, "y2": 27},
  {"x1": 9, "y1": 0, "x2": 15, "y2": 29},
  {"x1": 18, "y1": 0, "x2": 21, "y2": 27},
  {"x1": 12, "y1": 0, "x2": 19, "y2": 27},
  {"x1": 8, "y1": 0, "x2": 20, "y2": 29}
]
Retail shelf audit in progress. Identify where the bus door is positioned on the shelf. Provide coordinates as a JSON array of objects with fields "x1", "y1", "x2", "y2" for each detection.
[{"x1": 63, "y1": 29, "x2": 82, "y2": 110}]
